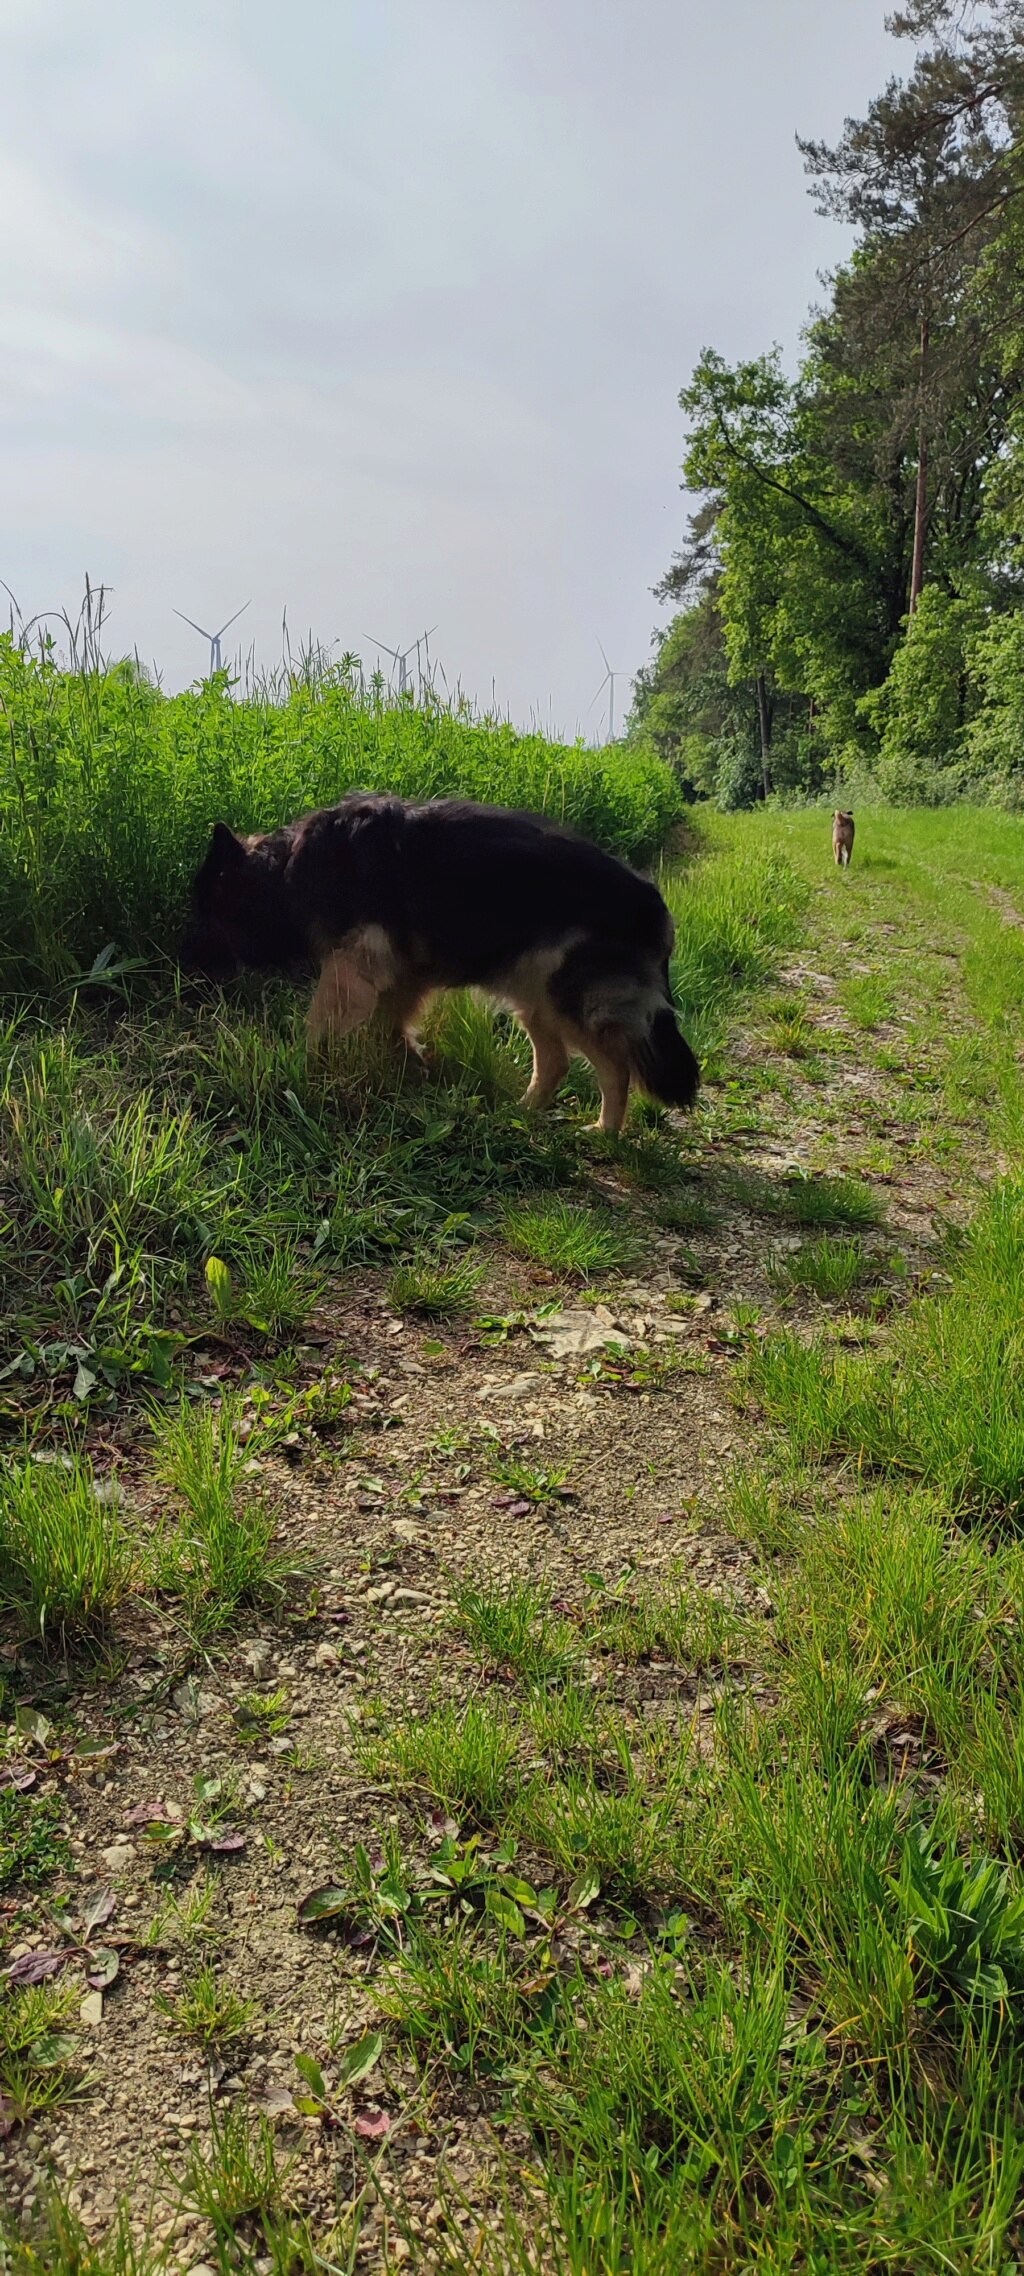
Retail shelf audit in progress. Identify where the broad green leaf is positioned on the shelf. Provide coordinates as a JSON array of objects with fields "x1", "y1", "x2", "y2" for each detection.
[
  {"x1": 486, "y1": 1890, "x2": 527, "y2": 1939},
  {"x1": 338, "y1": 2029, "x2": 383, "y2": 2088},
  {"x1": 295, "y1": 2052, "x2": 327, "y2": 2103},
  {"x1": 28, "y1": 2032, "x2": 77, "y2": 2069},
  {"x1": 298, "y1": 1885, "x2": 350, "y2": 1924}
]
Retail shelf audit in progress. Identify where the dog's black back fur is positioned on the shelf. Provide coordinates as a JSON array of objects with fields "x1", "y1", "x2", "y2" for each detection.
[{"x1": 185, "y1": 793, "x2": 670, "y2": 984}]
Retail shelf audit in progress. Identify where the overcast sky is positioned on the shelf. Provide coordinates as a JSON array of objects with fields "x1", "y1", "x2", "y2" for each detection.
[{"x1": 1, "y1": 0, "x2": 902, "y2": 736}]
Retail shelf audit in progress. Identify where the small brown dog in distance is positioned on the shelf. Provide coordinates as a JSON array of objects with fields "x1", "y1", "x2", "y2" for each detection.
[
  {"x1": 182, "y1": 793, "x2": 701, "y2": 1136},
  {"x1": 833, "y1": 811, "x2": 855, "y2": 868}
]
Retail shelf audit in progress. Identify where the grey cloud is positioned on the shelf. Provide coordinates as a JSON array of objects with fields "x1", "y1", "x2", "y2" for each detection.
[{"x1": 1, "y1": 0, "x2": 899, "y2": 732}]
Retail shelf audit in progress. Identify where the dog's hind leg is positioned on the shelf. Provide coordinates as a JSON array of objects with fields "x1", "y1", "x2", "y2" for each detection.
[
  {"x1": 307, "y1": 950, "x2": 381, "y2": 1048},
  {"x1": 520, "y1": 1008, "x2": 571, "y2": 1111}
]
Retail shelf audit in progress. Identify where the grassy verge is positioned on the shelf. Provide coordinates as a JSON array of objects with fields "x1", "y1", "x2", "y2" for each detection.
[{"x1": 10, "y1": 802, "x2": 1024, "y2": 2269}]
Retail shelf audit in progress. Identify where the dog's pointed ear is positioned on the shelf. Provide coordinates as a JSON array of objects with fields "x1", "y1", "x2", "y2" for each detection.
[{"x1": 208, "y1": 821, "x2": 247, "y2": 868}]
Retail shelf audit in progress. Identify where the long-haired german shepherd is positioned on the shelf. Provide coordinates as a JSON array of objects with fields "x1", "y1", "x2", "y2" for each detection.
[{"x1": 183, "y1": 793, "x2": 699, "y2": 1134}]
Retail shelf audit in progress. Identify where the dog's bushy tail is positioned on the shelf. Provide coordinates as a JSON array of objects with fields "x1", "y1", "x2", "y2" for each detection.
[{"x1": 628, "y1": 1003, "x2": 700, "y2": 1110}]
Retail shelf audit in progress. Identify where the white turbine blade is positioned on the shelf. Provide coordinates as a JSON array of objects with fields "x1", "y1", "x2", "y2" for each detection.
[
  {"x1": 213, "y1": 600, "x2": 250, "y2": 640},
  {"x1": 597, "y1": 640, "x2": 612, "y2": 675},
  {"x1": 589, "y1": 674, "x2": 610, "y2": 708},
  {"x1": 174, "y1": 609, "x2": 213, "y2": 640},
  {"x1": 364, "y1": 636, "x2": 400, "y2": 662}
]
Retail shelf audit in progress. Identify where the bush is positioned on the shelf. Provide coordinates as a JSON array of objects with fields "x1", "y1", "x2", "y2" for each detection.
[
  {"x1": 862, "y1": 587, "x2": 978, "y2": 803},
  {"x1": 715, "y1": 735, "x2": 767, "y2": 811},
  {"x1": 965, "y1": 611, "x2": 1024, "y2": 803}
]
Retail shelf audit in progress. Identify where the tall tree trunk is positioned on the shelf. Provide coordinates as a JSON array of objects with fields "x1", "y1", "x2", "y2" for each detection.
[
  {"x1": 909, "y1": 314, "x2": 930, "y2": 616},
  {"x1": 755, "y1": 673, "x2": 773, "y2": 801}
]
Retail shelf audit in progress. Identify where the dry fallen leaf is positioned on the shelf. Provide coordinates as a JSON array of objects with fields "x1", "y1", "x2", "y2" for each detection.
[
  {"x1": 353, "y1": 2108, "x2": 391, "y2": 2141},
  {"x1": 5, "y1": 1950, "x2": 65, "y2": 1986},
  {"x1": 259, "y1": 2083, "x2": 298, "y2": 2119}
]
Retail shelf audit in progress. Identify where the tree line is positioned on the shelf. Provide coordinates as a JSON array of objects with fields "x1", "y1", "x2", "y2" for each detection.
[{"x1": 632, "y1": 1, "x2": 1024, "y2": 807}]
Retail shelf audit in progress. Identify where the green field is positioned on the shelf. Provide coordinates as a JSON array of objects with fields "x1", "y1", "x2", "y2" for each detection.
[{"x1": 5, "y1": 780, "x2": 1024, "y2": 2271}]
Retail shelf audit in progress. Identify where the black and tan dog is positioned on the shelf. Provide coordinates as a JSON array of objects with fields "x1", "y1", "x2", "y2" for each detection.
[{"x1": 183, "y1": 793, "x2": 699, "y2": 1134}]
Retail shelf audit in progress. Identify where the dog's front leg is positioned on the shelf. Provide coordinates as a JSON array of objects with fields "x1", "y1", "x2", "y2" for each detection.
[{"x1": 307, "y1": 950, "x2": 381, "y2": 1049}]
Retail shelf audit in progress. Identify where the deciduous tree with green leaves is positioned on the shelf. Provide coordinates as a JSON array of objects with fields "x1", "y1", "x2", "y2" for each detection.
[{"x1": 633, "y1": 0, "x2": 1024, "y2": 806}]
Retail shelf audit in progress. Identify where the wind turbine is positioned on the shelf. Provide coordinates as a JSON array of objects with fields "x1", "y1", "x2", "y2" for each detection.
[
  {"x1": 591, "y1": 642, "x2": 624, "y2": 743},
  {"x1": 175, "y1": 600, "x2": 250, "y2": 675},
  {"x1": 364, "y1": 627, "x2": 437, "y2": 697}
]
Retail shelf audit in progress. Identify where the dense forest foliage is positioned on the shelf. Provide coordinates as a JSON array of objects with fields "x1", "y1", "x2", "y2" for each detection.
[{"x1": 632, "y1": 0, "x2": 1024, "y2": 807}]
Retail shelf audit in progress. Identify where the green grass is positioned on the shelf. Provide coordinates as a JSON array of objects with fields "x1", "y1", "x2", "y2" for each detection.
[
  {"x1": 512, "y1": 1753, "x2": 691, "y2": 1901},
  {"x1": 488, "y1": 1451, "x2": 572, "y2": 1506},
  {"x1": 155, "y1": 1963, "x2": 260, "y2": 2048},
  {"x1": 0, "y1": 1788, "x2": 71, "y2": 1892},
  {"x1": 168, "y1": 2102, "x2": 290, "y2": 2245},
  {"x1": 729, "y1": 1167, "x2": 883, "y2": 1230},
  {"x1": 747, "y1": 1179, "x2": 1024, "y2": 1518},
  {"x1": 448, "y1": 1572, "x2": 581, "y2": 1687},
  {"x1": 660, "y1": 826, "x2": 808, "y2": 1072},
  {"x1": 498, "y1": 1198, "x2": 637, "y2": 1279},
  {"x1": 357, "y1": 1696, "x2": 521, "y2": 1824},
  {"x1": 839, "y1": 973, "x2": 896, "y2": 1029},
  {"x1": 0, "y1": 1458, "x2": 136, "y2": 1645},
  {"x1": 0, "y1": 2195, "x2": 167, "y2": 2276},
  {"x1": 765, "y1": 999, "x2": 817, "y2": 1058},
  {"x1": 387, "y1": 1245, "x2": 486, "y2": 1317},
  {"x1": 13, "y1": 795, "x2": 1024, "y2": 2269},
  {"x1": 0, "y1": 1978, "x2": 83, "y2": 2128},
  {"x1": 585, "y1": 1574, "x2": 748, "y2": 1667},
  {"x1": 144, "y1": 1871, "x2": 221, "y2": 1953},
  {"x1": 765, "y1": 1231, "x2": 882, "y2": 1302},
  {"x1": 150, "y1": 1399, "x2": 308, "y2": 1634}
]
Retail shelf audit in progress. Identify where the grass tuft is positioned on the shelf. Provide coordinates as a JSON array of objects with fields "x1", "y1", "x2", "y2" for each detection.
[
  {"x1": 0, "y1": 2193, "x2": 166, "y2": 2275},
  {"x1": 499, "y1": 1199, "x2": 637, "y2": 1279},
  {"x1": 150, "y1": 1399, "x2": 307, "y2": 1633},
  {"x1": 449, "y1": 1571, "x2": 580, "y2": 1687},
  {"x1": 358, "y1": 1697, "x2": 520, "y2": 1824},
  {"x1": 731, "y1": 1168, "x2": 883, "y2": 1230},
  {"x1": 155, "y1": 1964, "x2": 260, "y2": 2048},
  {"x1": 0, "y1": 1458, "x2": 136, "y2": 1645},
  {"x1": 388, "y1": 1246, "x2": 486, "y2": 1318},
  {"x1": 766, "y1": 1232, "x2": 881, "y2": 1302}
]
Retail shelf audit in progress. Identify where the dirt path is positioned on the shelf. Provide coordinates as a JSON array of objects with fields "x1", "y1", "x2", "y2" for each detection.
[{"x1": 1, "y1": 850, "x2": 992, "y2": 2267}]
